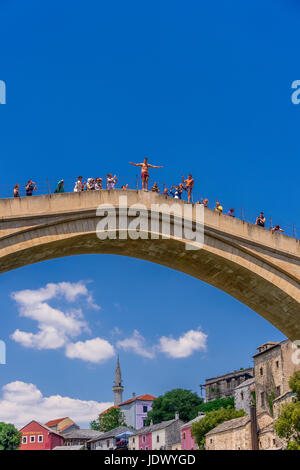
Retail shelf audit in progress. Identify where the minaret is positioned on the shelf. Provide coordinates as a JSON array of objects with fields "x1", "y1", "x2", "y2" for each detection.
[{"x1": 112, "y1": 355, "x2": 124, "y2": 405}]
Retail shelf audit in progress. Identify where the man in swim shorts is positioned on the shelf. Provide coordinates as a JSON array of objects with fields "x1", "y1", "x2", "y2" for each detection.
[
  {"x1": 182, "y1": 174, "x2": 194, "y2": 203},
  {"x1": 129, "y1": 157, "x2": 163, "y2": 191}
]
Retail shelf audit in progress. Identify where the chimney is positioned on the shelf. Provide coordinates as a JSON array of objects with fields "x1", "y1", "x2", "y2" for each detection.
[
  {"x1": 132, "y1": 392, "x2": 136, "y2": 398},
  {"x1": 198, "y1": 411, "x2": 205, "y2": 417},
  {"x1": 250, "y1": 405, "x2": 259, "y2": 450},
  {"x1": 175, "y1": 412, "x2": 179, "y2": 420},
  {"x1": 150, "y1": 419, "x2": 153, "y2": 426}
]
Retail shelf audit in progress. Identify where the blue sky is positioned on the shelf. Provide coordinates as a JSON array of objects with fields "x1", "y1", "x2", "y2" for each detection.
[{"x1": 0, "y1": 0, "x2": 299, "y2": 427}]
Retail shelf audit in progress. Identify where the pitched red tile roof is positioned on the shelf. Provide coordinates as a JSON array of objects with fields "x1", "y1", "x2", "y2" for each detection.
[
  {"x1": 100, "y1": 406, "x2": 118, "y2": 415},
  {"x1": 100, "y1": 395, "x2": 156, "y2": 415},
  {"x1": 45, "y1": 417, "x2": 69, "y2": 426},
  {"x1": 119, "y1": 394, "x2": 156, "y2": 406}
]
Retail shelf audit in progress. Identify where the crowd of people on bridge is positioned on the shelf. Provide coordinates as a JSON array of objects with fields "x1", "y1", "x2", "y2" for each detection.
[{"x1": 11, "y1": 158, "x2": 285, "y2": 234}]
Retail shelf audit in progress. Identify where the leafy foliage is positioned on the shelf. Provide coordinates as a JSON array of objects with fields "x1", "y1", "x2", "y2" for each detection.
[
  {"x1": 191, "y1": 407, "x2": 246, "y2": 450},
  {"x1": 0, "y1": 422, "x2": 22, "y2": 450},
  {"x1": 145, "y1": 389, "x2": 204, "y2": 425},
  {"x1": 289, "y1": 370, "x2": 300, "y2": 400},
  {"x1": 90, "y1": 407, "x2": 126, "y2": 433},
  {"x1": 274, "y1": 371, "x2": 300, "y2": 450},
  {"x1": 198, "y1": 397, "x2": 234, "y2": 413}
]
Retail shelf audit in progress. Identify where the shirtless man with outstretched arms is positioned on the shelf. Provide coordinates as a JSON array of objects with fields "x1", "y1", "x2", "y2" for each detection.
[{"x1": 129, "y1": 157, "x2": 163, "y2": 191}]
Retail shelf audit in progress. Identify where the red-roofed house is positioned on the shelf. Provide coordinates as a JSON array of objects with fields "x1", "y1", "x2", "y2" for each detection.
[
  {"x1": 119, "y1": 393, "x2": 156, "y2": 429},
  {"x1": 101, "y1": 394, "x2": 156, "y2": 430},
  {"x1": 45, "y1": 417, "x2": 79, "y2": 434},
  {"x1": 19, "y1": 420, "x2": 64, "y2": 450}
]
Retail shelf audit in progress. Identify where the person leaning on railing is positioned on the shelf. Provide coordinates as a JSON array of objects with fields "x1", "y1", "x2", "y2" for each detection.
[
  {"x1": 54, "y1": 180, "x2": 64, "y2": 193},
  {"x1": 13, "y1": 184, "x2": 20, "y2": 198}
]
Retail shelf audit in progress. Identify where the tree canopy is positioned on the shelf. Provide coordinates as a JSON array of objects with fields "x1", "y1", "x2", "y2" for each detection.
[
  {"x1": 198, "y1": 397, "x2": 234, "y2": 413},
  {"x1": 274, "y1": 371, "x2": 300, "y2": 450},
  {"x1": 191, "y1": 407, "x2": 245, "y2": 450},
  {"x1": 145, "y1": 389, "x2": 204, "y2": 425},
  {"x1": 0, "y1": 422, "x2": 22, "y2": 450},
  {"x1": 90, "y1": 407, "x2": 127, "y2": 433}
]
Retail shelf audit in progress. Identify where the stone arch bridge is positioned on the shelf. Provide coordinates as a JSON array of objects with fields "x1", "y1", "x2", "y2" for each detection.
[{"x1": 0, "y1": 190, "x2": 299, "y2": 340}]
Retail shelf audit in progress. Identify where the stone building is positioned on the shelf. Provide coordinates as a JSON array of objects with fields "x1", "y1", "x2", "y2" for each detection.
[
  {"x1": 205, "y1": 410, "x2": 274, "y2": 450},
  {"x1": 203, "y1": 367, "x2": 254, "y2": 402},
  {"x1": 206, "y1": 338, "x2": 299, "y2": 450},
  {"x1": 253, "y1": 339, "x2": 299, "y2": 415},
  {"x1": 272, "y1": 391, "x2": 296, "y2": 419},
  {"x1": 258, "y1": 422, "x2": 284, "y2": 450},
  {"x1": 234, "y1": 378, "x2": 255, "y2": 415}
]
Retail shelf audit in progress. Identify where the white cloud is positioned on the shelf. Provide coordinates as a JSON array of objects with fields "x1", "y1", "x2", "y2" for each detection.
[
  {"x1": 117, "y1": 328, "x2": 207, "y2": 360},
  {"x1": 10, "y1": 282, "x2": 114, "y2": 365},
  {"x1": 10, "y1": 282, "x2": 99, "y2": 352},
  {"x1": 12, "y1": 281, "x2": 100, "y2": 309},
  {"x1": 65, "y1": 338, "x2": 115, "y2": 364},
  {"x1": 117, "y1": 330, "x2": 156, "y2": 359},
  {"x1": 11, "y1": 326, "x2": 66, "y2": 350},
  {"x1": 159, "y1": 328, "x2": 207, "y2": 358},
  {"x1": 0, "y1": 381, "x2": 112, "y2": 428}
]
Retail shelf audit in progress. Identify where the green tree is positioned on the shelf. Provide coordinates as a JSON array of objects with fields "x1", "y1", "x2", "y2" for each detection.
[
  {"x1": 198, "y1": 397, "x2": 234, "y2": 413},
  {"x1": 289, "y1": 370, "x2": 300, "y2": 400},
  {"x1": 274, "y1": 371, "x2": 300, "y2": 450},
  {"x1": 0, "y1": 422, "x2": 22, "y2": 450},
  {"x1": 191, "y1": 407, "x2": 245, "y2": 450},
  {"x1": 145, "y1": 389, "x2": 204, "y2": 425},
  {"x1": 90, "y1": 407, "x2": 127, "y2": 433}
]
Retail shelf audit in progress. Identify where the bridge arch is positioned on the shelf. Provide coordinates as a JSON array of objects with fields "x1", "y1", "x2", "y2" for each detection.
[{"x1": 0, "y1": 190, "x2": 299, "y2": 340}]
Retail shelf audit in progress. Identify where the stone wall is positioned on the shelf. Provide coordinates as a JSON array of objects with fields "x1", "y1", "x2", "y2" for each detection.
[
  {"x1": 254, "y1": 340, "x2": 300, "y2": 415},
  {"x1": 205, "y1": 421, "x2": 252, "y2": 450},
  {"x1": 234, "y1": 379, "x2": 255, "y2": 415}
]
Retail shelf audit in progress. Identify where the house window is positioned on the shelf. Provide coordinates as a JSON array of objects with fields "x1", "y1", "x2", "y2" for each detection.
[
  {"x1": 145, "y1": 446, "x2": 148, "y2": 450},
  {"x1": 276, "y1": 361, "x2": 279, "y2": 368},
  {"x1": 210, "y1": 439, "x2": 213, "y2": 444},
  {"x1": 22, "y1": 436, "x2": 27, "y2": 444},
  {"x1": 261, "y1": 392, "x2": 265, "y2": 407},
  {"x1": 30, "y1": 435, "x2": 35, "y2": 443},
  {"x1": 276, "y1": 386, "x2": 281, "y2": 395},
  {"x1": 241, "y1": 392, "x2": 244, "y2": 400},
  {"x1": 143, "y1": 405, "x2": 148, "y2": 413},
  {"x1": 106, "y1": 440, "x2": 110, "y2": 447},
  {"x1": 156, "y1": 435, "x2": 159, "y2": 443},
  {"x1": 183, "y1": 432, "x2": 186, "y2": 440},
  {"x1": 132, "y1": 437, "x2": 135, "y2": 444},
  {"x1": 38, "y1": 435, "x2": 43, "y2": 443},
  {"x1": 260, "y1": 367, "x2": 263, "y2": 376},
  {"x1": 142, "y1": 436, "x2": 146, "y2": 443}
]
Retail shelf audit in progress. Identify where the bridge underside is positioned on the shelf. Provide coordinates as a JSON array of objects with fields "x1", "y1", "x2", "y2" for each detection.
[
  {"x1": 0, "y1": 230, "x2": 299, "y2": 341},
  {"x1": 0, "y1": 191, "x2": 299, "y2": 340}
]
